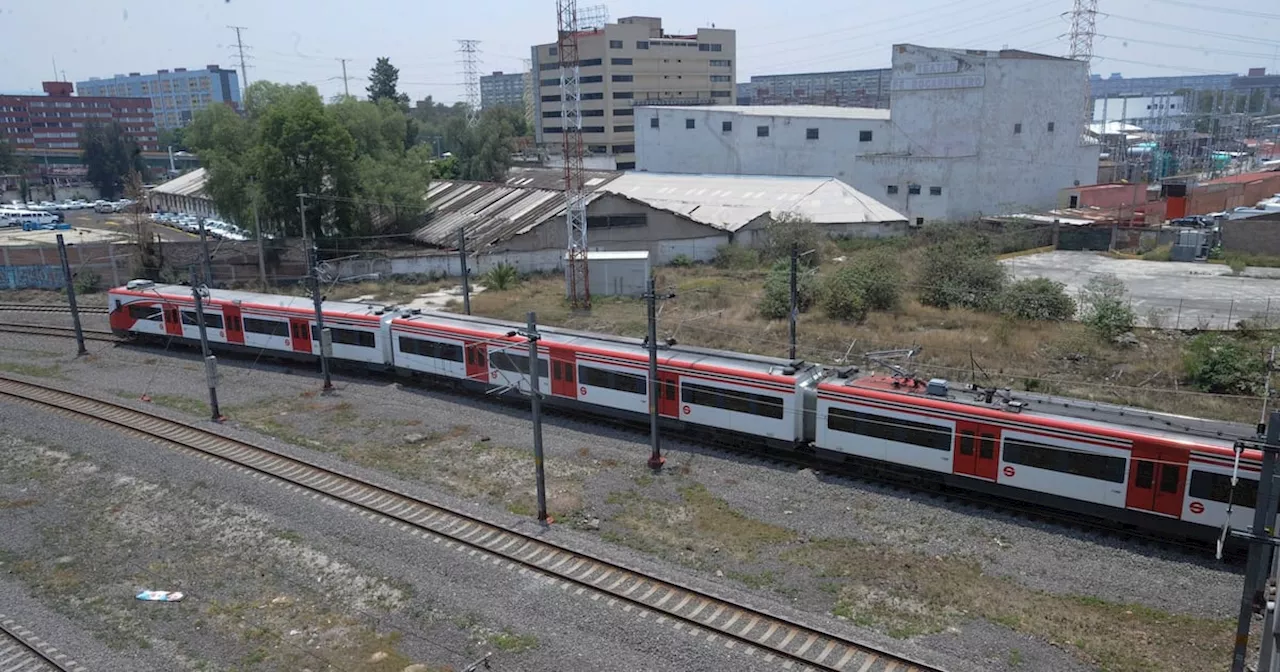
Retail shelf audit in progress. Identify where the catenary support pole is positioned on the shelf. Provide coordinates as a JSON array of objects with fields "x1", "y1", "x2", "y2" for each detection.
[
  {"x1": 197, "y1": 217, "x2": 213, "y2": 286},
  {"x1": 190, "y1": 267, "x2": 222, "y2": 422},
  {"x1": 1260, "y1": 544, "x2": 1280, "y2": 672},
  {"x1": 646, "y1": 275, "x2": 665, "y2": 470},
  {"x1": 253, "y1": 194, "x2": 267, "y2": 288},
  {"x1": 458, "y1": 227, "x2": 472, "y2": 315},
  {"x1": 1232, "y1": 412, "x2": 1280, "y2": 672},
  {"x1": 526, "y1": 311, "x2": 548, "y2": 523},
  {"x1": 309, "y1": 243, "x2": 333, "y2": 392},
  {"x1": 789, "y1": 242, "x2": 798, "y2": 361},
  {"x1": 55, "y1": 233, "x2": 86, "y2": 356}
]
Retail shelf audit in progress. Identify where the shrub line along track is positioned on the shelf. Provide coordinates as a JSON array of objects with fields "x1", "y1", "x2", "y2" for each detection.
[
  {"x1": 0, "y1": 373, "x2": 945, "y2": 672},
  {"x1": 0, "y1": 614, "x2": 87, "y2": 671}
]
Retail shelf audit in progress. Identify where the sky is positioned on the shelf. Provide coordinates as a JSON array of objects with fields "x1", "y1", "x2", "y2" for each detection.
[{"x1": 1, "y1": 0, "x2": 1277, "y2": 103}]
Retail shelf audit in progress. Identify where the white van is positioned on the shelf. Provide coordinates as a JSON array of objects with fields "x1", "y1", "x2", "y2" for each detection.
[{"x1": 0, "y1": 208, "x2": 59, "y2": 227}]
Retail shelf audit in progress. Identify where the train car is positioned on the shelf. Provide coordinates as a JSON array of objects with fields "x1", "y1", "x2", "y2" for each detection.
[{"x1": 814, "y1": 370, "x2": 1263, "y2": 540}]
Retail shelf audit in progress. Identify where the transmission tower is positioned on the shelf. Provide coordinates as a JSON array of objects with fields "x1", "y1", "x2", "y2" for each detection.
[
  {"x1": 228, "y1": 25, "x2": 250, "y2": 94},
  {"x1": 1067, "y1": 0, "x2": 1098, "y2": 63},
  {"x1": 522, "y1": 58, "x2": 535, "y2": 133},
  {"x1": 458, "y1": 39, "x2": 482, "y2": 127},
  {"x1": 558, "y1": 0, "x2": 589, "y2": 309}
]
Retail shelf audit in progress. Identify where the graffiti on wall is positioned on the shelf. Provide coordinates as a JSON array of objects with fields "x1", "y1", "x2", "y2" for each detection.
[{"x1": 1, "y1": 265, "x2": 64, "y2": 290}]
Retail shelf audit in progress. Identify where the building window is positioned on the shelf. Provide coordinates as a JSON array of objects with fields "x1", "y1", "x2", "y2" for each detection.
[
  {"x1": 930, "y1": 186, "x2": 942, "y2": 196},
  {"x1": 609, "y1": 40, "x2": 623, "y2": 49},
  {"x1": 617, "y1": 161, "x2": 636, "y2": 169},
  {"x1": 583, "y1": 126, "x2": 605, "y2": 133},
  {"x1": 711, "y1": 75, "x2": 732, "y2": 82},
  {"x1": 587, "y1": 144, "x2": 608, "y2": 153},
  {"x1": 887, "y1": 185, "x2": 899, "y2": 195},
  {"x1": 637, "y1": 41, "x2": 649, "y2": 50},
  {"x1": 542, "y1": 110, "x2": 562, "y2": 118},
  {"x1": 685, "y1": 118, "x2": 695, "y2": 129},
  {"x1": 612, "y1": 144, "x2": 635, "y2": 153},
  {"x1": 540, "y1": 78, "x2": 561, "y2": 86},
  {"x1": 722, "y1": 121, "x2": 732, "y2": 133},
  {"x1": 614, "y1": 108, "x2": 634, "y2": 116},
  {"x1": 581, "y1": 75, "x2": 603, "y2": 84},
  {"x1": 908, "y1": 185, "x2": 921, "y2": 195},
  {"x1": 580, "y1": 58, "x2": 602, "y2": 67},
  {"x1": 859, "y1": 130, "x2": 873, "y2": 142},
  {"x1": 757, "y1": 125, "x2": 769, "y2": 137},
  {"x1": 915, "y1": 217, "x2": 925, "y2": 226},
  {"x1": 612, "y1": 58, "x2": 633, "y2": 65},
  {"x1": 540, "y1": 62, "x2": 561, "y2": 71},
  {"x1": 649, "y1": 117, "x2": 659, "y2": 128},
  {"x1": 542, "y1": 94, "x2": 561, "y2": 102},
  {"x1": 612, "y1": 74, "x2": 633, "y2": 82},
  {"x1": 549, "y1": 46, "x2": 558, "y2": 56},
  {"x1": 806, "y1": 128, "x2": 819, "y2": 140},
  {"x1": 710, "y1": 59, "x2": 732, "y2": 67},
  {"x1": 1014, "y1": 122, "x2": 1022, "y2": 134},
  {"x1": 614, "y1": 125, "x2": 634, "y2": 133},
  {"x1": 1047, "y1": 121, "x2": 1055, "y2": 132},
  {"x1": 710, "y1": 90, "x2": 731, "y2": 98},
  {"x1": 613, "y1": 91, "x2": 634, "y2": 99},
  {"x1": 582, "y1": 109, "x2": 604, "y2": 117},
  {"x1": 582, "y1": 92, "x2": 604, "y2": 100},
  {"x1": 542, "y1": 126, "x2": 564, "y2": 134}
]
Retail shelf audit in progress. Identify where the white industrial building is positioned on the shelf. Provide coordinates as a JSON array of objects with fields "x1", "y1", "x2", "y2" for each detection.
[{"x1": 635, "y1": 44, "x2": 1101, "y2": 224}]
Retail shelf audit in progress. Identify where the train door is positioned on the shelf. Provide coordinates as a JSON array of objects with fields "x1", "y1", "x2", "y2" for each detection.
[
  {"x1": 288, "y1": 318, "x2": 313, "y2": 353},
  {"x1": 162, "y1": 305, "x2": 182, "y2": 336},
  {"x1": 1126, "y1": 443, "x2": 1187, "y2": 517},
  {"x1": 222, "y1": 304, "x2": 244, "y2": 345},
  {"x1": 548, "y1": 346, "x2": 577, "y2": 398},
  {"x1": 657, "y1": 371, "x2": 680, "y2": 418},
  {"x1": 464, "y1": 342, "x2": 489, "y2": 382},
  {"x1": 954, "y1": 421, "x2": 1001, "y2": 481}
]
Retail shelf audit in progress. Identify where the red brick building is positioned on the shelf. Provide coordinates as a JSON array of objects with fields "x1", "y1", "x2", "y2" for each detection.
[{"x1": 0, "y1": 81, "x2": 159, "y2": 152}]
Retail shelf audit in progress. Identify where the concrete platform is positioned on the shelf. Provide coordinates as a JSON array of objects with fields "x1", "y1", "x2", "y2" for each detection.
[{"x1": 1002, "y1": 250, "x2": 1280, "y2": 330}]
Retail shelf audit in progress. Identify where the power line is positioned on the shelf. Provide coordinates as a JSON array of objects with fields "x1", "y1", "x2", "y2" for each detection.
[
  {"x1": 228, "y1": 25, "x2": 251, "y2": 94},
  {"x1": 1095, "y1": 33, "x2": 1280, "y2": 61},
  {"x1": 1142, "y1": 0, "x2": 1280, "y2": 21}
]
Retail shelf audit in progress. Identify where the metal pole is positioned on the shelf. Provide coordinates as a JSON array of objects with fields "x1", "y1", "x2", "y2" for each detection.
[
  {"x1": 197, "y1": 217, "x2": 213, "y2": 286},
  {"x1": 646, "y1": 275, "x2": 664, "y2": 470},
  {"x1": 458, "y1": 227, "x2": 472, "y2": 316},
  {"x1": 789, "y1": 242, "x2": 798, "y2": 361},
  {"x1": 309, "y1": 244, "x2": 333, "y2": 392},
  {"x1": 253, "y1": 192, "x2": 267, "y2": 289},
  {"x1": 527, "y1": 311, "x2": 548, "y2": 523},
  {"x1": 1176, "y1": 298, "x2": 1183, "y2": 331},
  {"x1": 1229, "y1": 298, "x2": 1235, "y2": 330},
  {"x1": 55, "y1": 234, "x2": 86, "y2": 356},
  {"x1": 1232, "y1": 413, "x2": 1280, "y2": 672},
  {"x1": 190, "y1": 267, "x2": 221, "y2": 422},
  {"x1": 1261, "y1": 545, "x2": 1280, "y2": 672}
]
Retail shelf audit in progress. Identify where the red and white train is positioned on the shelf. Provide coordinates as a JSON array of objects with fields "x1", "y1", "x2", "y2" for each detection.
[{"x1": 107, "y1": 280, "x2": 1266, "y2": 543}]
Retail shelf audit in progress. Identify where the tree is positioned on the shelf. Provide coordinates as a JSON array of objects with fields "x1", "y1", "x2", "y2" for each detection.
[
  {"x1": 448, "y1": 107, "x2": 520, "y2": 182},
  {"x1": 156, "y1": 126, "x2": 188, "y2": 151},
  {"x1": 81, "y1": 121, "x2": 144, "y2": 199},
  {"x1": 0, "y1": 139, "x2": 17, "y2": 174},
  {"x1": 186, "y1": 103, "x2": 256, "y2": 229},
  {"x1": 758, "y1": 261, "x2": 817, "y2": 319},
  {"x1": 1080, "y1": 273, "x2": 1136, "y2": 341},
  {"x1": 917, "y1": 235, "x2": 1006, "y2": 310},
  {"x1": 757, "y1": 212, "x2": 823, "y2": 267},
  {"x1": 367, "y1": 57, "x2": 409, "y2": 106},
  {"x1": 998, "y1": 277, "x2": 1076, "y2": 321}
]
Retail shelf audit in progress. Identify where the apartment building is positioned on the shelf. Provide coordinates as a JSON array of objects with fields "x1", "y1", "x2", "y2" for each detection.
[
  {"x1": 532, "y1": 16, "x2": 735, "y2": 169},
  {"x1": 76, "y1": 65, "x2": 240, "y2": 130},
  {"x1": 480, "y1": 71, "x2": 526, "y2": 110},
  {"x1": 0, "y1": 81, "x2": 158, "y2": 152}
]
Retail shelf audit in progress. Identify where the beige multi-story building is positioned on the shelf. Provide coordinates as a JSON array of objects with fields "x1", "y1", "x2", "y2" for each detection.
[{"x1": 532, "y1": 16, "x2": 735, "y2": 170}]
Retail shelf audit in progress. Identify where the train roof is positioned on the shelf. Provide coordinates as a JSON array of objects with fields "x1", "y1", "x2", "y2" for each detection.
[
  {"x1": 820, "y1": 372, "x2": 1253, "y2": 448},
  {"x1": 116, "y1": 283, "x2": 395, "y2": 319}
]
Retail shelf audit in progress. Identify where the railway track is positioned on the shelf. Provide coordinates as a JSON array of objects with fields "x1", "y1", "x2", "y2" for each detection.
[
  {"x1": 0, "y1": 614, "x2": 87, "y2": 671},
  {"x1": 0, "y1": 303, "x2": 108, "y2": 315},
  {"x1": 0, "y1": 373, "x2": 945, "y2": 672},
  {"x1": 0, "y1": 323, "x2": 119, "y2": 342}
]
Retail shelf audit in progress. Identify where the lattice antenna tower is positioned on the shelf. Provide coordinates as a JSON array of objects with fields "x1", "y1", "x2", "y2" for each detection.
[
  {"x1": 522, "y1": 58, "x2": 535, "y2": 131},
  {"x1": 1068, "y1": 0, "x2": 1098, "y2": 145},
  {"x1": 458, "y1": 39, "x2": 482, "y2": 127},
  {"x1": 558, "y1": 1, "x2": 592, "y2": 309}
]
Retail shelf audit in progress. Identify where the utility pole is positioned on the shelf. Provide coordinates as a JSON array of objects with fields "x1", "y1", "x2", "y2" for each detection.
[
  {"x1": 253, "y1": 194, "x2": 267, "y2": 289},
  {"x1": 789, "y1": 242, "x2": 799, "y2": 361},
  {"x1": 190, "y1": 267, "x2": 222, "y2": 422},
  {"x1": 457, "y1": 227, "x2": 472, "y2": 315},
  {"x1": 197, "y1": 217, "x2": 214, "y2": 286},
  {"x1": 644, "y1": 276, "x2": 675, "y2": 470},
  {"x1": 228, "y1": 26, "x2": 250, "y2": 93},
  {"x1": 309, "y1": 242, "x2": 334, "y2": 393},
  {"x1": 337, "y1": 58, "x2": 351, "y2": 97},
  {"x1": 1231, "y1": 413, "x2": 1280, "y2": 672},
  {"x1": 55, "y1": 234, "x2": 86, "y2": 356},
  {"x1": 512, "y1": 313, "x2": 548, "y2": 523}
]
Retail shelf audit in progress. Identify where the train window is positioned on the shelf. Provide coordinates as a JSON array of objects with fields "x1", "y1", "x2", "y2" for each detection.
[
  {"x1": 491, "y1": 351, "x2": 549, "y2": 378},
  {"x1": 128, "y1": 304, "x2": 162, "y2": 321},
  {"x1": 580, "y1": 365, "x2": 647, "y2": 395},
  {"x1": 683, "y1": 382, "x2": 784, "y2": 419},
  {"x1": 552, "y1": 361, "x2": 564, "y2": 380},
  {"x1": 465, "y1": 347, "x2": 487, "y2": 367},
  {"x1": 1189, "y1": 471, "x2": 1258, "y2": 508},
  {"x1": 1002, "y1": 439, "x2": 1126, "y2": 483},
  {"x1": 1159, "y1": 465, "x2": 1181, "y2": 494},
  {"x1": 664, "y1": 380, "x2": 676, "y2": 401},
  {"x1": 1135, "y1": 461, "x2": 1154, "y2": 489},
  {"x1": 330, "y1": 328, "x2": 376, "y2": 348},
  {"x1": 181, "y1": 310, "x2": 223, "y2": 330},
  {"x1": 398, "y1": 336, "x2": 462, "y2": 361},
  {"x1": 827, "y1": 408, "x2": 951, "y2": 450},
  {"x1": 959, "y1": 431, "x2": 975, "y2": 456},
  {"x1": 244, "y1": 318, "x2": 287, "y2": 337},
  {"x1": 979, "y1": 434, "x2": 995, "y2": 459}
]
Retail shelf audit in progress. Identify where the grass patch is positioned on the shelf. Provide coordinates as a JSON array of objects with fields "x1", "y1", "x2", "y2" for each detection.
[
  {"x1": 608, "y1": 484, "x2": 795, "y2": 563},
  {"x1": 147, "y1": 393, "x2": 209, "y2": 416},
  {"x1": 724, "y1": 569, "x2": 780, "y2": 590},
  {"x1": 0, "y1": 362, "x2": 62, "y2": 378},
  {"x1": 783, "y1": 539, "x2": 1231, "y2": 671},
  {"x1": 488, "y1": 630, "x2": 538, "y2": 652}
]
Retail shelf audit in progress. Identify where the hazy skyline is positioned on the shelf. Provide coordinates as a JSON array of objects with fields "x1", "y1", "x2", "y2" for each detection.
[{"x1": 2, "y1": 0, "x2": 1277, "y2": 103}]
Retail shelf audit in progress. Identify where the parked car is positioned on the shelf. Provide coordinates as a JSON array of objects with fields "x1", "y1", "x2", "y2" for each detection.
[{"x1": 94, "y1": 202, "x2": 117, "y2": 213}]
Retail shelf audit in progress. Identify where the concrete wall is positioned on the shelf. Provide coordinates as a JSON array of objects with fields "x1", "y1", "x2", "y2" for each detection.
[
  {"x1": 635, "y1": 46, "x2": 1100, "y2": 224},
  {"x1": 1189, "y1": 174, "x2": 1280, "y2": 215},
  {"x1": 1221, "y1": 216, "x2": 1280, "y2": 255}
]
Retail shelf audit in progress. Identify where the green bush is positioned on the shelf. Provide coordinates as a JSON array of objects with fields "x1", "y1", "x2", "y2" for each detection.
[
  {"x1": 1183, "y1": 333, "x2": 1266, "y2": 395},
  {"x1": 757, "y1": 212, "x2": 823, "y2": 267},
  {"x1": 1227, "y1": 255, "x2": 1247, "y2": 276},
  {"x1": 758, "y1": 261, "x2": 817, "y2": 320},
  {"x1": 1140, "y1": 244, "x2": 1172, "y2": 262},
  {"x1": 72, "y1": 270, "x2": 101, "y2": 295},
  {"x1": 482, "y1": 263, "x2": 520, "y2": 291},
  {"x1": 820, "y1": 265, "x2": 870, "y2": 322},
  {"x1": 713, "y1": 244, "x2": 758, "y2": 270},
  {"x1": 829, "y1": 253, "x2": 903, "y2": 312},
  {"x1": 917, "y1": 236, "x2": 1006, "y2": 310},
  {"x1": 668, "y1": 254, "x2": 694, "y2": 268},
  {"x1": 1080, "y1": 273, "x2": 1136, "y2": 341},
  {"x1": 998, "y1": 277, "x2": 1076, "y2": 322}
]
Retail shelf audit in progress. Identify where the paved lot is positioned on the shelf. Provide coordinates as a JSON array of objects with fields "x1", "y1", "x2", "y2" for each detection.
[
  {"x1": 1003, "y1": 250, "x2": 1280, "y2": 329},
  {"x1": 0, "y1": 211, "x2": 197, "y2": 247}
]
